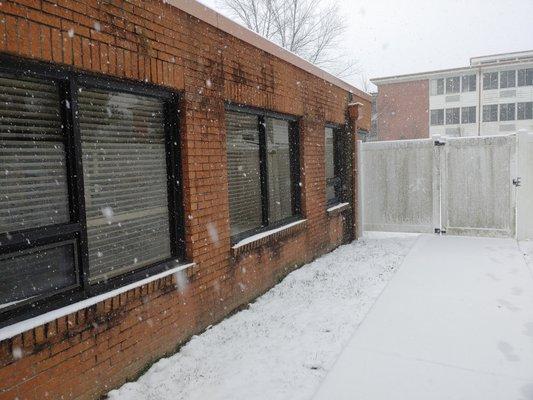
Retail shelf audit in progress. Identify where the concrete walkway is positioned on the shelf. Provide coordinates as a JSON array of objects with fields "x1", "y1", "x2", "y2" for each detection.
[{"x1": 313, "y1": 234, "x2": 533, "y2": 400}]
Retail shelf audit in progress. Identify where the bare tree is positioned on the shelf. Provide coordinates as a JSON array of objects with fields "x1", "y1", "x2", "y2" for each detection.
[{"x1": 218, "y1": 0, "x2": 357, "y2": 78}]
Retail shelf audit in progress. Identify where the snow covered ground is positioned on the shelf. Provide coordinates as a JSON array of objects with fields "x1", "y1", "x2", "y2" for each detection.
[
  {"x1": 520, "y1": 240, "x2": 533, "y2": 267},
  {"x1": 314, "y1": 235, "x2": 533, "y2": 400},
  {"x1": 108, "y1": 233, "x2": 418, "y2": 400}
]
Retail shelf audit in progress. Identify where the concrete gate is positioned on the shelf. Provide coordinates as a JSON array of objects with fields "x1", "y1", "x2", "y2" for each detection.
[{"x1": 361, "y1": 133, "x2": 528, "y2": 238}]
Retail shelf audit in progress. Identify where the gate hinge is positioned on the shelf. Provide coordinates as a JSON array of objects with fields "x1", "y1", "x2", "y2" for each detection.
[
  {"x1": 434, "y1": 140, "x2": 446, "y2": 147},
  {"x1": 513, "y1": 177, "x2": 521, "y2": 187}
]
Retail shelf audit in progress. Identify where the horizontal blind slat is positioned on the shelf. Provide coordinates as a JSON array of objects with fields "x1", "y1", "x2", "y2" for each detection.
[
  {"x1": 0, "y1": 71, "x2": 69, "y2": 237},
  {"x1": 79, "y1": 88, "x2": 172, "y2": 282}
]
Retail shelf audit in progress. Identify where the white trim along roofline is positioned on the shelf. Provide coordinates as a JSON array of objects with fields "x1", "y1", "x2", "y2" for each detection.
[
  {"x1": 167, "y1": 0, "x2": 370, "y2": 101},
  {"x1": 371, "y1": 49, "x2": 533, "y2": 86}
]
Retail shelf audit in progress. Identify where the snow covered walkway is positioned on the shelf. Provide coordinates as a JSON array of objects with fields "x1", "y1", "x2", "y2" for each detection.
[
  {"x1": 314, "y1": 234, "x2": 533, "y2": 400},
  {"x1": 108, "y1": 234, "x2": 418, "y2": 400}
]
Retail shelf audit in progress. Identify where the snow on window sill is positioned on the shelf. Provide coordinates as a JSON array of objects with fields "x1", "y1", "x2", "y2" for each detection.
[
  {"x1": 231, "y1": 219, "x2": 307, "y2": 256},
  {"x1": 327, "y1": 202, "x2": 351, "y2": 216},
  {"x1": 0, "y1": 262, "x2": 195, "y2": 342}
]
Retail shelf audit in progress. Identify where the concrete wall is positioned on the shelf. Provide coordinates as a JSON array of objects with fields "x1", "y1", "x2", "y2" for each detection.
[
  {"x1": 362, "y1": 139, "x2": 436, "y2": 233},
  {"x1": 517, "y1": 132, "x2": 533, "y2": 240},
  {"x1": 362, "y1": 135, "x2": 518, "y2": 238}
]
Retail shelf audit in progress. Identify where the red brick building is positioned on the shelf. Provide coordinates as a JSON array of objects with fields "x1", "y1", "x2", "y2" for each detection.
[
  {"x1": 372, "y1": 79, "x2": 429, "y2": 141},
  {"x1": 0, "y1": 1, "x2": 370, "y2": 398}
]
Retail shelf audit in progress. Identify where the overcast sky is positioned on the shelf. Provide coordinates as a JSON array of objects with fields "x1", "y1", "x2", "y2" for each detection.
[{"x1": 198, "y1": 0, "x2": 533, "y2": 91}]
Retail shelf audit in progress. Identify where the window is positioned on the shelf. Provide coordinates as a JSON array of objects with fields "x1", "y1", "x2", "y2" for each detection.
[
  {"x1": 517, "y1": 102, "x2": 533, "y2": 120},
  {"x1": 226, "y1": 112, "x2": 263, "y2": 237},
  {"x1": 500, "y1": 70, "x2": 516, "y2": 88},
  {"x1": 0, "y1": 75, "x2": 76, "y2": 309},
  {"x1": 445, "y1": 108, "x2": 460, "y2": 125},
  {"x1": 461, "y1": 106, "x2": 476, "y2": 124},
  {"x1": 499, "y1": 103, "x2": 516, "y2": 121},
  {"x1": 266, "y1": 118, "x2": 294, "y2": 224},
  {"x1": 225, "y1": 107, "x2": 301, "y2": 241},
  {"x1": 0, "y1": 56, "x2": 183, "y2": 326},
  {"x1": 325, "y1": 126, "x2": 345, "y2": 206},
  {"x1": 78, "y1": 89, "x2": 173, "y2": 283},
  {"x1": 445, "y1": 77, "x2": 460, "y2": 94},
  {"x1": 483, "y1": 72, "x2": 498, "y2": 90},
  {"x1": 430, "y1": 109, "x2": 444, "y2": 125},
  {"x1": 482, "y1": 104, "x2": 498, "y2": 122},
  {"x1": 430, "y1": 79, "x2": 444, "y2": 95},
  {"x1": 518, "y1": 68, "x2": 533, "y2": 86},
  {"x1": 462, "y1": 75, "x2": 476, "y2": 92}
]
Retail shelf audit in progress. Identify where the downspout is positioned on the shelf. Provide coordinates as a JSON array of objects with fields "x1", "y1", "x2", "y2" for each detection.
[{"x1": 478, "y1": 66, "x2": 482, "y2": 136}]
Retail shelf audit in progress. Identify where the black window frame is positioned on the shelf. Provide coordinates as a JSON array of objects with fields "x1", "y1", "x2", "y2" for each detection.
[
  {"x1": 324, "y1": 123, "x2": 346, "y2": 207},
  {"x1": 225, "y1": 103, "x2": 302, "y2": 245},
  {"x1": 0, "y1": 54, "x2": 185, "y2": 328}
]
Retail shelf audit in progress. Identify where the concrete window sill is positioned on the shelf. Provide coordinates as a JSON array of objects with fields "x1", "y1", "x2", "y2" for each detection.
[
  {"x1": 327, "y1": 202, "x2": 351, "y2": 217},
  {"x1": 231, "y1": 220, "x2": 307, "y2": 257},
  {"x1": 0, "y1": 261, "x2": 195, "y2": 342}
]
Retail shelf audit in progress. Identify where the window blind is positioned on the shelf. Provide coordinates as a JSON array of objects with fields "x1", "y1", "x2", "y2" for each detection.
[
  {"x1": 0, "y1": 76, "x2": 69, "y2": 233},
  {"x1": 226, "y1": 111, "x2": 263, "y2": 236},
  {"x1": 78, "y1": 89, "x2": 171, "y2": 282},
  {"x1": 325, "y1": 127, "x2": 336, "y2": 203},
  {"x1": 266, "y1": 118, "x2": 292, "y2": 223}
]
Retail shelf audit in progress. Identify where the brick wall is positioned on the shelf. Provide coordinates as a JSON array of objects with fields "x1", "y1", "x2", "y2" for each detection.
[
  {"x1": 0, "y1": 1, "x2": 369, "y2": 399},
  {"x1": 376, "y1": 80, "x2": 429, "y2": 141}
]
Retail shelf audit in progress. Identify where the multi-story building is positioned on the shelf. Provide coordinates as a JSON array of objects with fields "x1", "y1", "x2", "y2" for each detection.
[{"x1": 371, "y1": 50, "x2": 533, "y2": 140}]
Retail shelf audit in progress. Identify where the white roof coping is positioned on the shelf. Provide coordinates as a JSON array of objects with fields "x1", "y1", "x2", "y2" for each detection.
[
  {"x1": 372, "y1": 50, "x2": 533, "y2": 86},
  {"x1": 470, "y1": 49, "x2": 533, "y2": 66},
  {"x1": 371, "y1": 66, "x2": 473, "y2": 85},
  {"x1": 167, "y1": 0, "x2": 370, "y2": 101}
]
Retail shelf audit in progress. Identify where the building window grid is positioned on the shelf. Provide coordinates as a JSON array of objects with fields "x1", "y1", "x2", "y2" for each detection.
[
  {"x1": 461, "y1": 74, "x2": 476, "y2": 92},
  {"x1": 500, "y1": 70, "x2": 516, "y2": 89},
  {"x1": 461, "y1": 106, "x2": 476, "y2": 124},
  {"x1": 445, "y1": 77, "x2": 460, "y2": 94},
  {"x1": 517, "y1": 68, "x2": 533, "y2": 87},
  {"x1": 483, "y1": 104, "x2": 499, "y2": 122},
  {"x1": 483, "y1": 72, "x2": 499, "y2": 90},
  {"x1": 430, "y1": 109, "x2": 444, "y2": 126},
  {"x1": 0, "y1": 56, "x2": 184, "y2": 327},
  {"x1": 517, "y1": 102, "x2": 533, "y2": 120},
  {"x1": 499, "y1": 103, "x2": 516, "y2": 122},
  {"x1": 445, "y1": 107, "x2": 460, "y2": 125}
]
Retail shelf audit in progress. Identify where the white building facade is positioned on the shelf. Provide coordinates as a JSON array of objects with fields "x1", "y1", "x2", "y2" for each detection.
[
  {"x1": 372, "y1": 50, "x2": 533, "y2": 139},
  {"x1": 430, "y1": 51, "x2": 533, "y2": 137}
]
